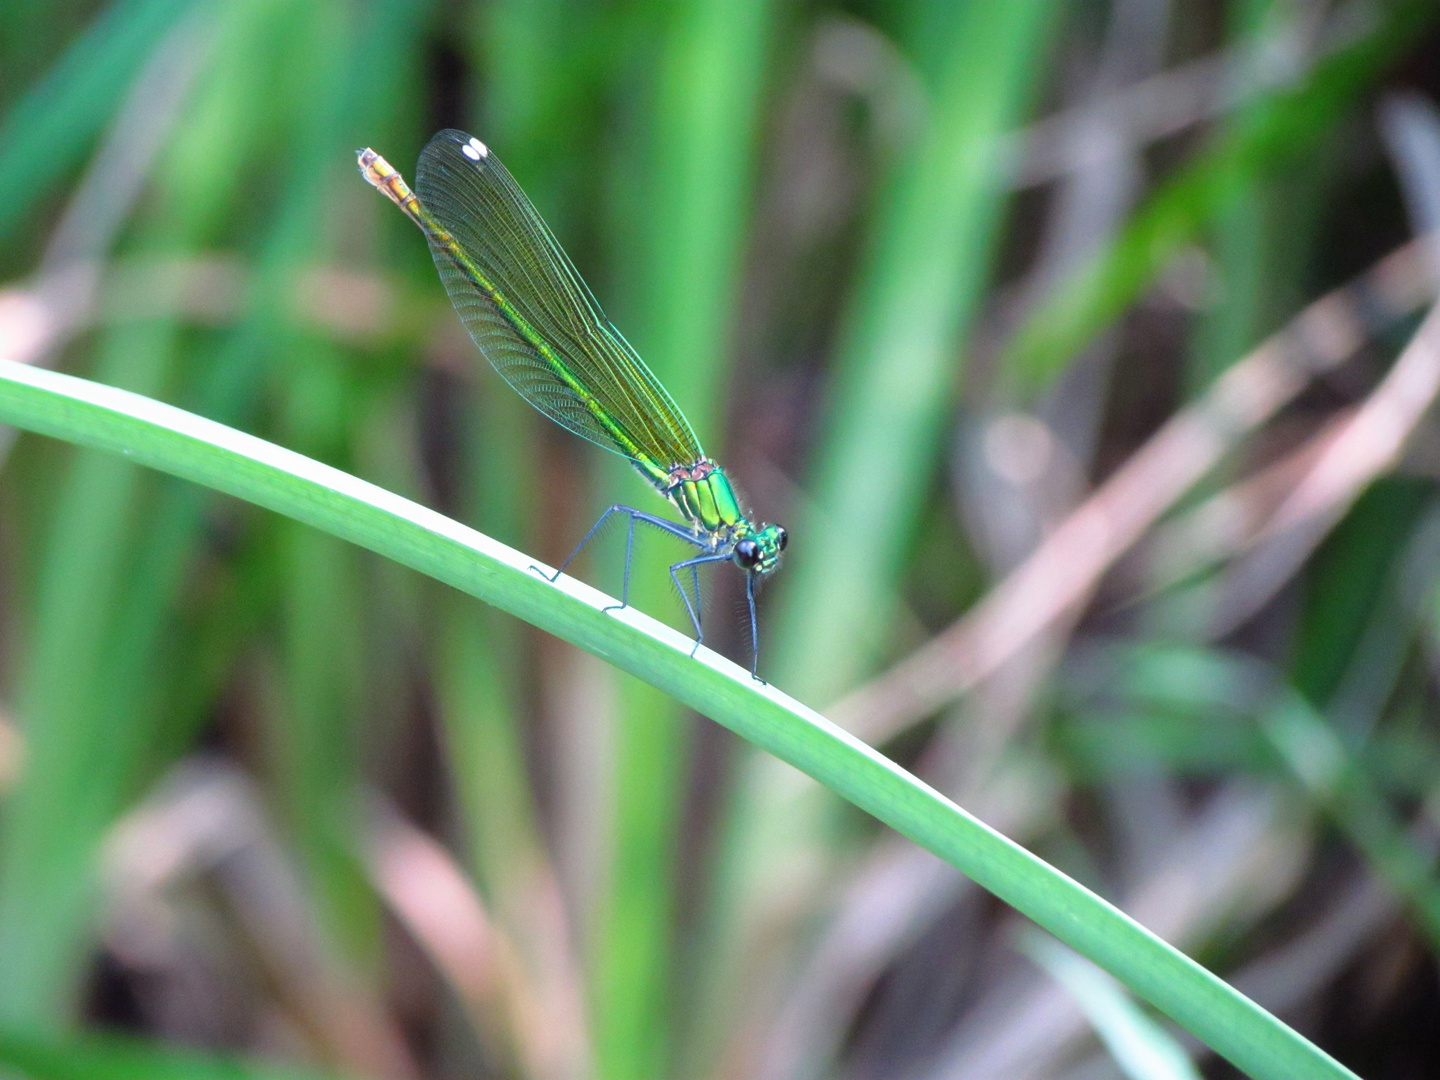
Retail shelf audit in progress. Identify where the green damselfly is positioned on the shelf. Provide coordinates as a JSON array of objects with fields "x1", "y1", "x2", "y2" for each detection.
[{"x1": 358, "y1": 130, "x2": 786, "y2": 676}]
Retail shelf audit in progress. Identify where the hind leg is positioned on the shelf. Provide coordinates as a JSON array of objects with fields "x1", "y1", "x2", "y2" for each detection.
[{"x1": 534, "y1": 507, "x2": 709, "y2": 615}]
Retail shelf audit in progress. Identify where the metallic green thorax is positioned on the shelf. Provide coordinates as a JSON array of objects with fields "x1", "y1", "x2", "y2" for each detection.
[
  {"x1": 663, "y1": 462, "x2": 783, "y2": 573},
  {"x1": 664, "y1": 460, "x2": 742, "y2": 532}
]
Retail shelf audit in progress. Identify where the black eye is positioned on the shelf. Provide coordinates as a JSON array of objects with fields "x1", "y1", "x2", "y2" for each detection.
[
  {"x1": 775, "y1": 527, "x2": 788, "y2": 551},
  {"x1": 733, "y1": 538, "x2": 761, "y2": 569}
]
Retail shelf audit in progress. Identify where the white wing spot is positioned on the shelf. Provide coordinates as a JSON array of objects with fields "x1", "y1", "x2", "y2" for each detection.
[
  {"x1": 461, "y1": 143, "x2": 481, "y2": 161},
  {"x1": 468, "y1": 136, "x2": 489, "y2": 158}
]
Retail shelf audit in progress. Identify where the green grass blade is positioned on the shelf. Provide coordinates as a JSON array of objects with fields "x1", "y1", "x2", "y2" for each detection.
[
  {"x1": 1069, "y1": 641, "x2": 1440, "y2": 949},
  {"x1": 0, "y1": 5, "x2": 262, "y2": 1011},
  {"x1": 1263, "y1": 692, "x2": 1440, "y2": 945},
  {"x1": 1020, "y1": 929, "x2": 1203, "y2": 1080},
  {"x1": 274, "y1": 468, "x2": 374, "y2": 957},
  {"x1": 0, "y1": 358, "x2": 1363, "y2": 1080},
  {"x1": 769, "y1": 0, "x2": 1060, "y2": 704},
  {"x1": 1003, "y1": 0, "x2": 1436, "y2": 394},
  {"x1": 0, "y1": 1026, "x2": 339, "y2": 1080},
  {"x1": 700, "y1": 1, "x2": 1060, "y2": 1060},
  {"x1": 0, "y1": 0, "x2": 414, "y2": 1027},
  {"x1": 1187, "y1": 0, "x2": 1292, "y2": 395},
  {"x1": 596, "y1": 1, "x2": 775, "y2": 1076},
  {"x1": 0, "y1": 0, "x2": 195, "y2": 245},
  {"x1": 427, "y1": 9, "x2": 587, "y2": 1073},
  {"x1": 263, "y1": 2, "x2": 386, "y2": 973}
]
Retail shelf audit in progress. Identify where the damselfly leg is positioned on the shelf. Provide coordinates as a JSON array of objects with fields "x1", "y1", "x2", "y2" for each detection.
[
  {"x1": 667, "y1": 551, "x2": 733, "y2": 656},
  {"x1": 745, "y1": 574, "x2": 763, "y2": 682},
  {"x1": 533, "y1": 505, "x2": 710, "y2": 613}
]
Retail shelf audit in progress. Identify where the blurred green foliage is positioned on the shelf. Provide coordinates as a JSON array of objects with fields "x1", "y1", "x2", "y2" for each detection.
[{"x1": 0, "y1": 0, "x2": 1439, "y2": 1078}]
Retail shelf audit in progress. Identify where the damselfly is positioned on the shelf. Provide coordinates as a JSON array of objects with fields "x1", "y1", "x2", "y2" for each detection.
[{"x1": 358, "y1": 130, "x2": 786, "y2": 677}]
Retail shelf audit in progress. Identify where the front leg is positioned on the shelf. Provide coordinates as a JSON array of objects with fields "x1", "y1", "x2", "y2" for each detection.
[
  {"x1": 745, "y1": 573, "x2": 765, "y2": 683},
  {"x1": 669, "y1": 552, "x2": 733, "y2": 656}
]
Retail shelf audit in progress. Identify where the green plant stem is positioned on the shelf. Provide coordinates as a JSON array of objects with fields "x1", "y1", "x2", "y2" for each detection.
[
  {"x1": 0, "y1": 0, "x2": 197, "y2": 244},
  {"x1": 0, "y1": 0, "x2": 306, "y2": 1023},
  {"x1": 596, "y1": 2, "x2": 774, "y2": 1076},
  {"x1": 699, "y1": 1, "x2": 1059, "y2": 1061},
  {"x1": 1263, "y1": 692, "x2": 1440, "y2": 945},
  {"x1": 770, "y1": 0, "x2": 1058, "y2": 703},
  {"x1": 0, "y1": 359, "x2": 1360, "y2": 1080},
  {"x1": 0, "y1": 1025, "x2": 339, "y2": 1080},
  {"x1": 1004, "y1": 0, "x2": 1436, "y2": 394},
  {"x1": 0, "y1": 0, "x2": 416, "y2": 1027}
]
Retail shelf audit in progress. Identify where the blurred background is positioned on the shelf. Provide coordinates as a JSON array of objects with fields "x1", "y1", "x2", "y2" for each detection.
[{"x1": 0, "y1": 0, "x2": 1439, "y2": 1078}]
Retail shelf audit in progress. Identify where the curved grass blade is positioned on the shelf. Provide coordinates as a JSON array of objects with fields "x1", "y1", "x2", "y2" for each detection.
[{"x1": 0, "y1": 358, "x2": 1361, "y2": 1080}]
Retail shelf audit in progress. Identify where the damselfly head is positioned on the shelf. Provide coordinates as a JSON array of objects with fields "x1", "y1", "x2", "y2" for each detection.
[{"x1": 733, "y1": 523, "x2": 787, "y2": 575}]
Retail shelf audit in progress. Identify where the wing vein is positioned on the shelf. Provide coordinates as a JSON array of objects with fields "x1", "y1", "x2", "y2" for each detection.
[{"x1": 412, "y1": 130, "x2": 705, "y2": 480}]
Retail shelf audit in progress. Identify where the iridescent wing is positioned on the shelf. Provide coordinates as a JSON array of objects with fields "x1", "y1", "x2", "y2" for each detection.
[{"x1": 414, "y1": 129, "x2": 703, "y2": 477}]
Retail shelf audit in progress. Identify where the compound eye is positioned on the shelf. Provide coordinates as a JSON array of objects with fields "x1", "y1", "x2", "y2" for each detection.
[
  {"x1": 734, "y1": 538, "x2": 762, "y2": 569},
  {"x1": 775, "y1": 527, "x2": 788, "y2": 551}
]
